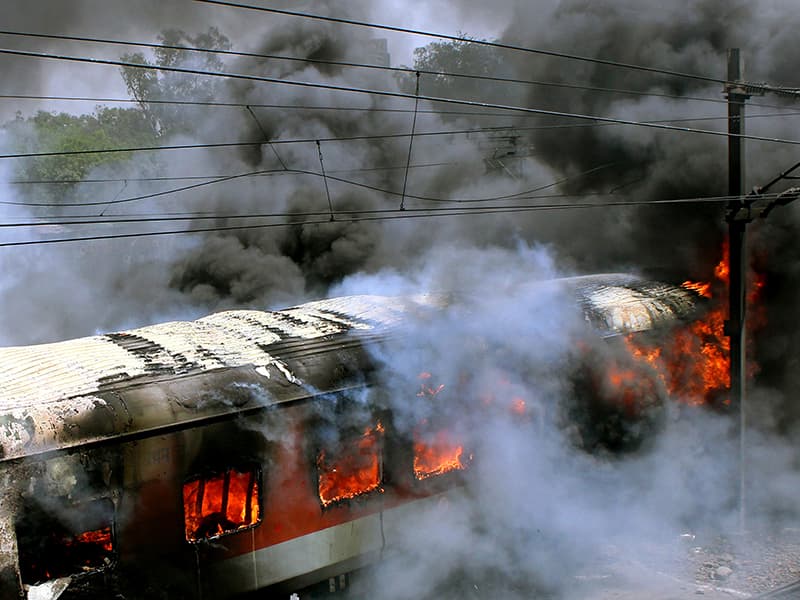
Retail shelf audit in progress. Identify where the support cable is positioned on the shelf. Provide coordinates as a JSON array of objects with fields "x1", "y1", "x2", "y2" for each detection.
[
  {"x1": 316, "y1": 141, "x2": 335, "y2": 221},
  {"x1": 100, "y1": 179, "x2": 128, "y2": 217},
  {"x1": 245, "y1": 105, "x2": 287, "y2": 170},
  {"x1": 400, "y1": 72, "x2": 421, "y2": 211}
]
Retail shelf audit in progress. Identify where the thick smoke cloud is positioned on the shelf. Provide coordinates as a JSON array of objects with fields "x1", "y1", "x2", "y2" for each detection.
[
  {"x1": 1, "y1": 1, "x2": 800, "y2": 595},
  {"x1": 1, "y1": 1, "x2": 798, "y2": 341},
  {"x1": 328, "y1": 247, "x2": 797, "y2": 599}
]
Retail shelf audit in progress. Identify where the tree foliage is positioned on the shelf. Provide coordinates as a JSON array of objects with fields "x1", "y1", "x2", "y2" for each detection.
[
  {"x1": 398, "y1": 35, "x2": 508, "y2": 103},
  {"x1": 3, "y1": 108, "x2": 158, "y2": 204},
  {"x1": 1, "y1": 28, "x2": 232, "y2": 208},
  {"x1": 120, "y1": 27, "x2": 232, "y2": 136}
]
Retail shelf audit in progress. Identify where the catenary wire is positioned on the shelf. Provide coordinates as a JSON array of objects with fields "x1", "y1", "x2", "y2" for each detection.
[
  {"x1": 0, "y1": 29, "x2": 766, "y2": 109},
  {"x1": 0, "y1": 192, "x2": 776, "y2": 229},
  {"x1": 0, "y1": 193, "x2": 775, "y2": 248},
  {"x1": 190, "y1": 0, "x2": 777, "y2": 94},
  {"x1": 0, "y1": 124, "x2": 541, "y2": 161},
  {"x1": 1, "y1": 48, "x2": 799, "y2": 147},
  {"x1": 6, "y1": 162, "x2": 457, "y2": 185},
  {"x1": 3, "y1": 156, "x2": 787, "y2": 212},
  {"x1": 4, "y1": 108, "x2": 800, "y2": 189},
  {"x1": 0, "y1": 161, "x2": 617, "y2": 207},
  {"x1": 4, "y1": 109, "x2": 800, "y2": 165},
  {"x1": 0, "y1": 93, "x2": 791, "y2": 113}
]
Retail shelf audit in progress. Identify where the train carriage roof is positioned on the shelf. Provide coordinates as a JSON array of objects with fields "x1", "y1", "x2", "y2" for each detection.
[{"x1": 0, "y1": 276, "x2": 700, "y2": 462}]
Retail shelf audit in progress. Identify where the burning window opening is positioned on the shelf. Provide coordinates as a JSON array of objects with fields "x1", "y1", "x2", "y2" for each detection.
[
  {"x1": 413, "y1": 427, "x2": 470, "y2": 481},
  {"x1": 316, "y1": 422, "x2": 384, "y2": 508},
  {"x1": 16, "y1": 498, "x2": 115, "y2": 585},
  {"x1": 183, "y1": 465, "x2": 261, "y2": 543},
  {"x1": 412, "y1": 373, "x2": 471, "y2": 480}
]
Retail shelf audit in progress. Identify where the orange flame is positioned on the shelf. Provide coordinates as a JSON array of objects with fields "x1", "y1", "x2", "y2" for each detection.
[
  {"x1": 681, "y1": 281, "x2": 712, "y2": 299},
  {"x1": 714, "y1": 239, "x2": 730, "y2": 283},
  {"x1": 601, "y1": 361, "x2": 661, "y2": 416},
  {"x1": 621, "y1": 241, "x2": 764, "y2": 406},
  {"x1": 183, "y1": 467, "x2": 260, "y2": 542},
  {"x1": 317, "y1": 423, "x2": 384, "y2": 507},
  {"x1": 70, "y1": 528, "x2": 113, "y2": 554},
  {"x1": 413, "y1": 428, "x2": 468, "y2": 480}
]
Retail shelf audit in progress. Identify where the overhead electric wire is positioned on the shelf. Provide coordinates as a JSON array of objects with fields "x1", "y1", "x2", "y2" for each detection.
[
  {"x1": 4, "y1": 109, "x2": 800, "y2": 167},
  {"x1": 0, "y1": 192, "x2": 777, "y2": 248},
  {"x1": 0, "y1": 189, "x2": 724, "y2": 221},
  {"x1": 0, "y1": 192, "x2": 641, "y2": 223},
  {"x1": 1, "y1": 48, "x2": 799, "y2": 147},
  {"x1": 0, "y1": 192, "x2": 777, "y2": 229},
  {"x1": 1, "y1": 150, "x2": 782, "y2": 211},
  {"x1": 0, "y1": 161, "x2": 617, "y2": 208},
  {"x1": 0, "y1": 29, "x2": 761, "y2": 109},
  {"x1": 191, "y1": 0, "x2": 768, "y2": 93},
  {"x1": 4, "y1": 109, "x2": 800, "y2": 188},
  {"x1": 5, "y1": 162, "x2": 458, "y2": 185},
  {"x1": 0, "y1": 93, "x2": 791, "y2": 114},
  {"x1": 0, "y1": 124, "x2": 532, "y2": 161},
  {"x1": 0, "y1": 93, "x2": 529, "y2": 115}
]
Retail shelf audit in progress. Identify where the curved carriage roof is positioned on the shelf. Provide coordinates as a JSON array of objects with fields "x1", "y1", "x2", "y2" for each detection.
[{"x1": 0, "y1": 275, "x2": 700, "y2": 461}]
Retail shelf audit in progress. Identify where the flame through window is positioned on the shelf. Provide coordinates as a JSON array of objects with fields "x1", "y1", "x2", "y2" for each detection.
[
  {"x1": 413, "y1": 373, "x2": 470, "y2": 480},
  {"x1": 316, "y1": 422, "x2": 384, "y2": 507},
  {"x1": 16, "y1": 498, "x2": 115, "y2": 584},
  {"x1": 413, "y1": 426, "x2": 470, "y2": 481},
  {"x1": 182, "y1": 466, "x2": 261, "y2": 543}
]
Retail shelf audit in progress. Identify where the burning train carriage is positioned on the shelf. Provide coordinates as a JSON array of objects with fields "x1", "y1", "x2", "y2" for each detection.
[{"x1": 0, "y1": 275, "x2": 702, "y2": 599}]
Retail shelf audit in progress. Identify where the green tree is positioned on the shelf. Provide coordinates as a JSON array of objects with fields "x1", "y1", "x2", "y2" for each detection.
[
  {"x1": 120, "y1": 27, "x2": 232, "y2": 136},
  {"x1": 398, "y1": 35, "x2": 509, "y2": 104},
  {"x1": 3, "y1": 107, "x2": 158, "y2": 205}
]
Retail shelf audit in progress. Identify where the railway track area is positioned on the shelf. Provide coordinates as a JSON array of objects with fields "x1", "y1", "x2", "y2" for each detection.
[{"x1": 286, "y1": 527, "x2": 800, "y2": 600}]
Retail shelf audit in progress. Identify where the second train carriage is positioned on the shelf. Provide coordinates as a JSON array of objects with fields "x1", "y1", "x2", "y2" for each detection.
[{"x1": 0, "y1": 274, "x2": 702, "y2": 599}]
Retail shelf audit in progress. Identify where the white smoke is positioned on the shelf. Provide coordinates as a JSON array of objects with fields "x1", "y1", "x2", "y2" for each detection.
[{"x1": 330, "y1": 244, "x2": 798, "y2": 598}]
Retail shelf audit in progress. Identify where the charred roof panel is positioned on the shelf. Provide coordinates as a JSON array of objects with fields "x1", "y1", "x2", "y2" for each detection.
[
  {"x1": 566, "y1": 274, "x2": 701, "y2": 337},
  {"x1": 0, "y1": 282, "x2": 700, "y2": 461}
]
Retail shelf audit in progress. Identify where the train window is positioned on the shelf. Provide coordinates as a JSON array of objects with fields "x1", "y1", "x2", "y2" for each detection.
[
  {"x1": 182, "y1": 465, "x2": 261, "y2": 543},
  {"x1": 412, "y1": 373, "x2": 471, "y2": 481},
  {"x1": 316, "y1": 422, "x2": 384, "y2": 507},
  {"x1": 412, "y1": 423, "x2": 470, "y2": 481},
  {"x1": 16, "y1": 498, "x2": 115, "y2": 585}
]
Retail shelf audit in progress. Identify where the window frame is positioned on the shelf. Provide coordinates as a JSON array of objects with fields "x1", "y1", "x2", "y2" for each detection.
[
  {"x1": 314, "y1": 420, "x2": 385, "y2": 509},
  {"x1": 181, "y1": 463, "x2": 263, "y2": 544}
]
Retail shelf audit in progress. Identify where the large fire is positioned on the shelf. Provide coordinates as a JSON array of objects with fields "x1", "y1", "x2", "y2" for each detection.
[
  {"x1": 183, "y1": 467, "x2": 260, "y2": 542},
  {"x1": 316, "y1": 423, "x2": 384, "y2": 507},
  {"x1": 622, "y1": 241, "x2": 763, "y2": 406}
]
